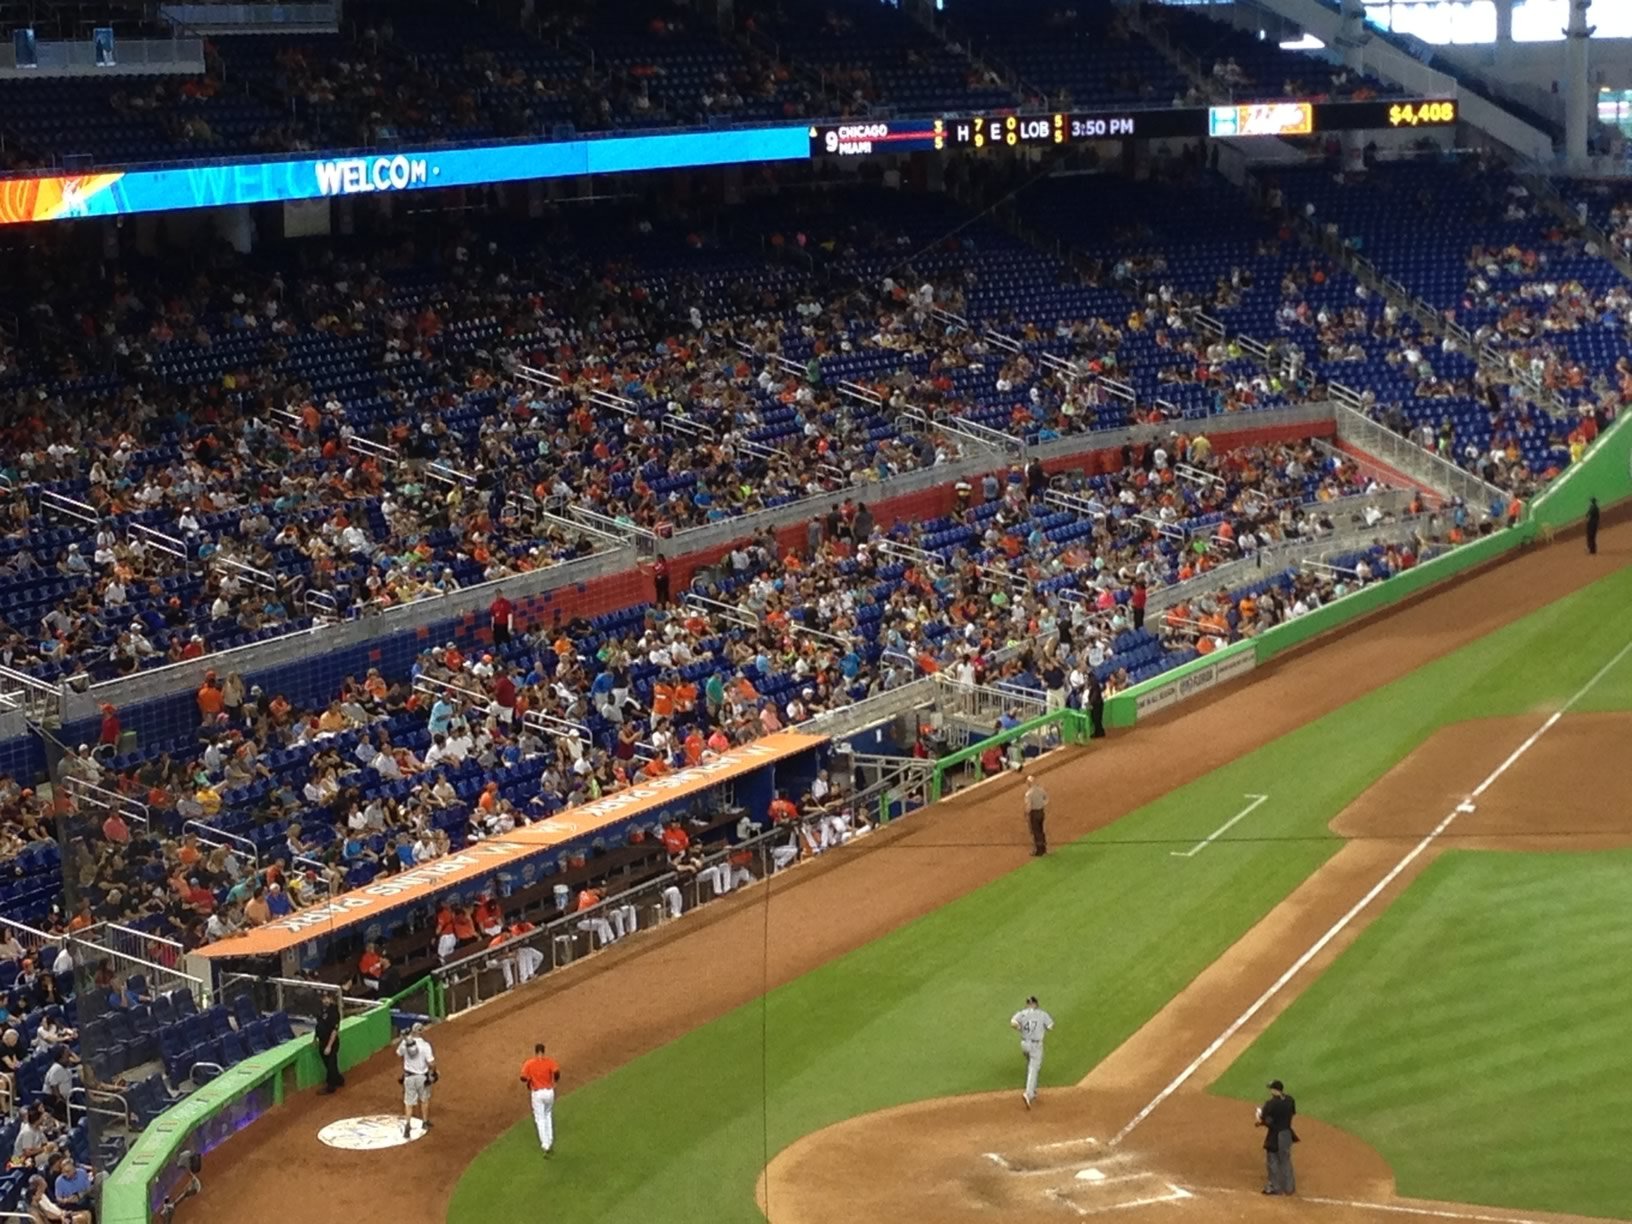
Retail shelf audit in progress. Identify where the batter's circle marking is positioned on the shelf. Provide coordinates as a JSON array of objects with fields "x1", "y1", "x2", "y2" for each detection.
[{"x1": 317, "y1": 1115, "x2": 429, "y2": 1150}]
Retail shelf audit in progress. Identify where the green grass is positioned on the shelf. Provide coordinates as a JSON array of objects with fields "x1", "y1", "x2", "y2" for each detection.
[
  {"x1": 448, "y1": 564, "x2": 1632, "y2": 1224},
  {"x1": 1212, "y1": 851, "x2": 1632, "y2": 1219}
]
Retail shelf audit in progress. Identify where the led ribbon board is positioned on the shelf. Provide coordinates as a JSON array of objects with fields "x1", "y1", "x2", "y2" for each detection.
[{"x1": 0, "y1": 124, "x2": 813, "y2": 225}]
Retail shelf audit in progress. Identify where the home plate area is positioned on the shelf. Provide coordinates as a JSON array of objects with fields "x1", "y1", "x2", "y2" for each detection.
[{"x1": 981, "y1": 1137, "x2": 1194, "y2": 1216}]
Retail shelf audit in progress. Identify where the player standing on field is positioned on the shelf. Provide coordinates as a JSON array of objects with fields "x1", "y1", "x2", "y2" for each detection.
[
  {"x1": 520, "y1": 1043, "x2": 562, "y2": 1156},
  {"x1": 396, "y1": 1022, "x2": 436, "y2": 1139},
  {"x1": 1011, "y1": 995, "x2": 1054, "y2": 1109}
]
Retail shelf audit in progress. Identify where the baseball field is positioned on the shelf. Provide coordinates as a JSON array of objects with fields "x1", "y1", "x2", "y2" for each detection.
[{"x1": 196, "y1": 521, "x2": 1632, "y2": 1224}]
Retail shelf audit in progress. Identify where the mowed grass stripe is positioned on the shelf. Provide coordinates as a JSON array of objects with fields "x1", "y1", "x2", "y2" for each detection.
[
  {"x1": 1212, "y1": 850, "x2": 1632, "y2": 1219},
  {"x1": 450, "y1": 566, "x2": 1632, "y2": 1224}
]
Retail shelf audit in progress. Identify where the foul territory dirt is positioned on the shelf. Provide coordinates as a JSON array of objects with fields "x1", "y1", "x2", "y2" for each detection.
[{"x1": 196, "y1": 524, "x2": 1630, "y2": 1224}]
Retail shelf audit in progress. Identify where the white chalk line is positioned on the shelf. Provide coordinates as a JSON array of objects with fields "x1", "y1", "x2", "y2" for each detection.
[
  {"x1": 1110, "y1": 636, "x2": 1632, "y2": 1149},
  {"x1": 1187, "y1": 1186, "x2": 1558, "y2": 1223},
  {"x1": 1171, "y1": 793, "x2": 1270, "y2": 857},
  {"x1": 983, "y1": 1147, "x2": 1128, "y2": 1176},
  {"x1": 1046, "y1": 1184, "x2": 1193, "y2": 1216},
  {"x1": 1035, "y1": 1136, "x2": 1103, "y2": 1151}
]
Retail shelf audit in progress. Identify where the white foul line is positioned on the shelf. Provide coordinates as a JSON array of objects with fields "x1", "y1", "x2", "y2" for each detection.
[
  {"x1": 1110, "y1": 637, "x2": 1632, "y2": 1148},
  {"x1": 1294, "y1": 1195, "x2": 1551, "y2": 1223},
  {"x1": 1187, "y1": 1187, "x2": 1554, "y2": 1223},
  {"x1": 1171, "y1": 794, "x2": 1270, "y2": 857}
]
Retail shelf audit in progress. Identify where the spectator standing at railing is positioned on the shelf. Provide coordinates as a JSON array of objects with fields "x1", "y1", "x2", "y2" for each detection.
[{"x1": 489, "y1": 591, "x2": 515, "y2": 648}]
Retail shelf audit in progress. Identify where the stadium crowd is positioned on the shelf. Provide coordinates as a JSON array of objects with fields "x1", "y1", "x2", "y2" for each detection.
[{"x1": 32, "y1": 428, "x2": 1434, "y2": 952}]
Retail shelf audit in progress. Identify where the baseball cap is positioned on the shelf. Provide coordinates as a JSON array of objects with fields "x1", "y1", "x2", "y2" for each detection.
[
  {"x1": 1267, "y1": 1080, "x2": 1284, "y2": 1091},
  {"x1": 1026, "y1": 995, "x2": 1038, "y2": 1006}
]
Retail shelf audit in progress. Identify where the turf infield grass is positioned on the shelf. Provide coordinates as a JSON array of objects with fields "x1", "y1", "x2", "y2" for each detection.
[
  {"x1": 448, "y1": 563, "x2": 1632, "y2": 1224},
  {"x1": 1212, "y1": 850, "x2": 1632, "y2": 1219}
]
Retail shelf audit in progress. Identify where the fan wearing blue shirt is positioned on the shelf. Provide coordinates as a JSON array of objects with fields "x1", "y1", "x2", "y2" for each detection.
[
  {"x1": 53, "y1": 1154, "x2": 92, "y2": 1209},
  {"x1": 428, "y1": 697, "x2": 454, "y2": 736}
]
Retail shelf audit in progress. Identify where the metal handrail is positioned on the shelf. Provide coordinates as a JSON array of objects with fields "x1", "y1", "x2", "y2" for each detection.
[
  {"x1": 1330, "y1": 403, "x2": 1507, "y2": 511},
  {"x1": 430, "y1": 780, "x2": 920, "y2": 1010},
  {"x1": 62, "y1": 776, "x2": 150, "y2": 827},
  {"x1": 38, "y1": 488, "x2": 100, "y2": 526},
  {"x1": 182, "y1": 818, "x2": 261, "y2": 865}
]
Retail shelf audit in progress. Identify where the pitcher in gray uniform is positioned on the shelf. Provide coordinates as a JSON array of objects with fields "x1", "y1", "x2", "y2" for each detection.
[{"x1": 1010, "y1": 995, "x2": 1055, "y2": 1109}]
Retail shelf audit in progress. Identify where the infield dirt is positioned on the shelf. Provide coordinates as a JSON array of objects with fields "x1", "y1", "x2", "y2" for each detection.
[{"x1": 195, "y1": 523, "x2": 1631, "y2": 1224}]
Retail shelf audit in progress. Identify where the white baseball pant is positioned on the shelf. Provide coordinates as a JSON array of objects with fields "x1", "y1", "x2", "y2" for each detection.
[
  {"x1": 576, "y1": 917, "x2": 614, "y2": 947},
  {"x1": 1021, "y1": 1040, "x2": 1044, "y2": 1104},
  {"x1": 607, "y1": 903, "x2": 637, "y2": 939},
  {"x1": 499, "y1": 946, "x2": 545, "y2": 988},
  {"x1": 530, "y1": 1087, "x2": 555, "y2": 1152},
  {"x1": 662, "y1": 885, "x2": 684, "y2": 919},
  {"x1": 771, "y1": 840, "x2": 800, "y2": 871},
  {"x1": 699, "y1": 864, "x2": 731, "y2": 896}
]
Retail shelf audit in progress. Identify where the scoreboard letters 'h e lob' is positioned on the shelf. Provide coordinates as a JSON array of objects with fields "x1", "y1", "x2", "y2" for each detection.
[{"x1": 807, "y1": 98, "x2": 1455, "y2": 160}]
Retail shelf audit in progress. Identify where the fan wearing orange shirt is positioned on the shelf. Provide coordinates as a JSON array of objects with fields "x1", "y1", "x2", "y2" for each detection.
[
  {"x1": 768, "y1": 793, "x2": 799, "y2": 825},
  {"x1": 520, "y1": 1043, "x2": 562, "y2": 1155}
]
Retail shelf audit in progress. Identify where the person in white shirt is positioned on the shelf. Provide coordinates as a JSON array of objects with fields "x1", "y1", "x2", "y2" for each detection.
[
  {"x1": 33, "y1": 1015, "x2": 75, "y2": 1052},
  {"x1": 41, "y1": 1050, "x2": 75, "y2": 1122},
  {"x1": 50, "y1": 945, "x2": 73, "y2": 977},
  {"x1": 395, "y1": 1023, "x2": 436, "y2": 1138},
  {"x1": 13, "y1": 1106, "x2": 55, "y2": 1171},
  {"x1": 205, "y1": 908, "x2": 239, "y2": 942}
]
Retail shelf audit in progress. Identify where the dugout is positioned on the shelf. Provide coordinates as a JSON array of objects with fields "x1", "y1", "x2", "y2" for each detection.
[{"x1": 187, "y1": 732, "x2": 827, "y2": 991}]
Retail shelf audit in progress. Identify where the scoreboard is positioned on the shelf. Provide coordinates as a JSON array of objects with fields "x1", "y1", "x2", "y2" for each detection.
[{"x1": 810, "y1": 97, "x2": 1457, "y2": 158}]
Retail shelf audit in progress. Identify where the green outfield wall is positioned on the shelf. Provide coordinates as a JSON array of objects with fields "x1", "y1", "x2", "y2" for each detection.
[
  {"x1": 1529, "y1": 411, "x2": 1632, "y2": 528},
  {"x1": 100, "y1": 991, "x2": 412, "y2": 1223}
]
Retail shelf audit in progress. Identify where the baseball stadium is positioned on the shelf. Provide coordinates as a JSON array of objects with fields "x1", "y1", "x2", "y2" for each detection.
[{"x1": 0, "y1": 1, "x2": 1630, "y2": 1222}]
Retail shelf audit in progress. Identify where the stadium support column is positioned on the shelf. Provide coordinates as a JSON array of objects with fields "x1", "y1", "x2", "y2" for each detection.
[
  {"x1": 1494, "y1": 0, "x2": 1513, "y2": 44},
  {"x1": 1339, "y1": 0, "x2": 1367, "y2": 171},
  {"x1": 1564, "y1": 0, "x2": 1594, "y2": 165},
  {"x1": 1339, "y1": 0, "x2": 1366, "y2": 74}
]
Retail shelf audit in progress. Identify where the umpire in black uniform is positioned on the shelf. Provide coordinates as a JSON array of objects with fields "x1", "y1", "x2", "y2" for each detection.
[
  {"x1": 1586, "y1": 496, "x2": 1600, "y2": 555},
  {"x1": 316, "y1": 992, "x2": 345, "y2": 1094},
  {"x1": 1257, "y1": 1079, "x2": 1298, "y2": 1195}
]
